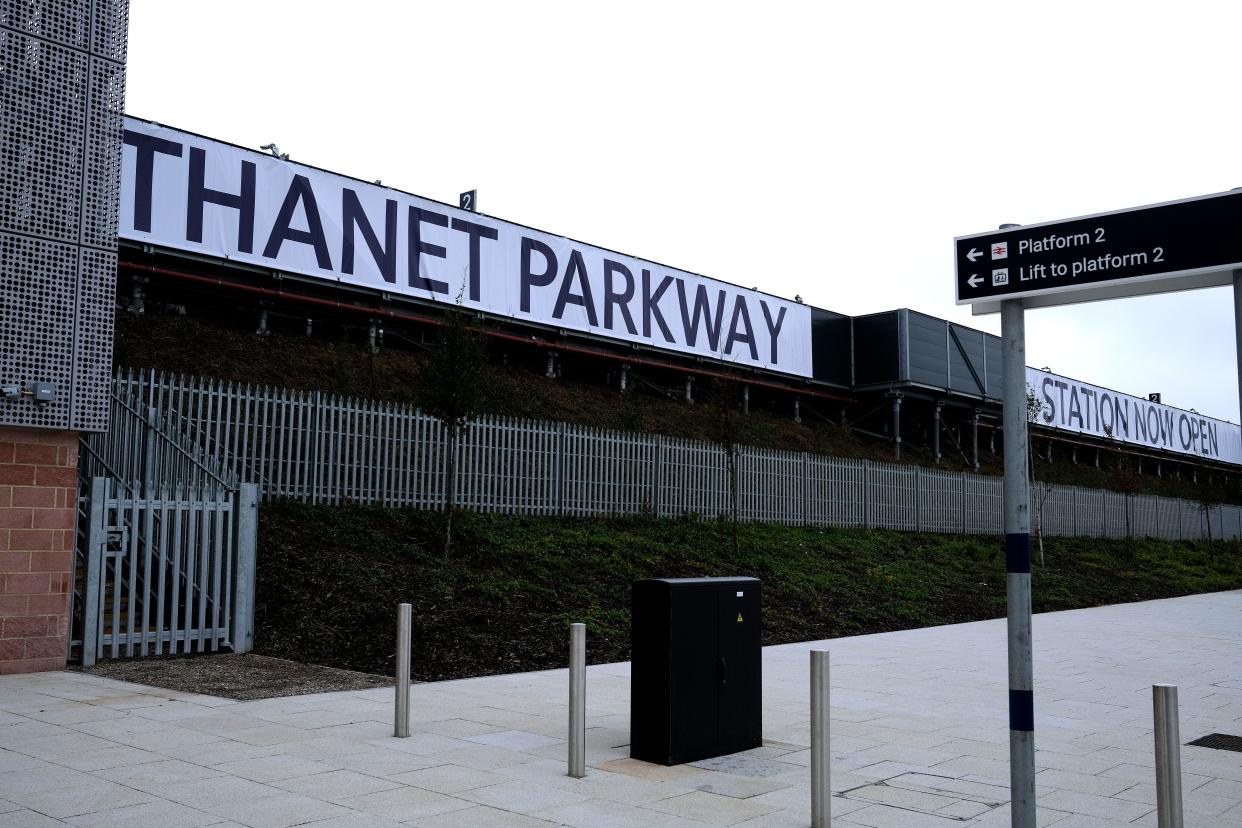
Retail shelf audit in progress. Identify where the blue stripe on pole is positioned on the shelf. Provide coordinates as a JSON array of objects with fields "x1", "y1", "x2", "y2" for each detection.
[
  {"x1": 1009, "y1": 689, "x2": 1034, "y2": 731},
  {"x1": 1005, "y1": 532, "x2": 1031, "y2": 574}
]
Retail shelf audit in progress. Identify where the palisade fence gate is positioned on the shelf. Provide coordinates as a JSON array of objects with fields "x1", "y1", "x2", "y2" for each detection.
[
  {"x1": 72, "y1": 386, "x2": 259, "y2": 665},
  {"x1": 82, "y1": 368, "x2": 1242, "y2": 546}
]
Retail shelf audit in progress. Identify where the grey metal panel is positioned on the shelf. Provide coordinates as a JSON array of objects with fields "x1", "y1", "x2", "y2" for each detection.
[
  {"x1": 0, "y1": 231, "x2": 78, "y2": 428},
  {"x1": 948, "y1": 323, "x2": 987, "y2": 397},
  {"x1": 73, "y1": 247, "x2": 116, "y2": 430},
  {"x1": 905, "y1": 311, "x2": 949, "y2": 389},
  {"x1": 984, "y1": 335, "x2": 1004, "y2": 398},
  {"x1": 0, "y1": 1, "x2": 90, "y2": 51},
  {"x1": 809, "y1": 307, "x2": 851, "y2": 388},
  {"x1": 91, "y1": 0, "x2": 128, "y2": 62},
  {"x1": 0, "y1": 1, "x2": 126, "y2": 432},
  {"x1": 82, "y1": 54, "x2": 125, "y2": 249},
  {"x1": 851, "y1": 311, "x2": 902, "y2": 386},
  {"x1": 0, "y1": 30, "x2": 88, "y2": 243}
]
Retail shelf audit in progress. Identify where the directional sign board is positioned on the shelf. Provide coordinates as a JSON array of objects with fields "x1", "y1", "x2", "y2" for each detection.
[{"x1": 956, "y1": 189, "x2": 1242, "y2": 314}]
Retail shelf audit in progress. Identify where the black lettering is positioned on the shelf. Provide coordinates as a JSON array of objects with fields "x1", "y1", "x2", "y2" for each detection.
[
  {"x1": 1067, "y1": 386, "x2": 1083, "y2": 428},
  {"x1": 723, "y1": 296, "x2": 757, "y2": 361},
  {"x1": 123, "y1": 129, "x2": 182, "y2": 232},
  {"x1": 450, "y1": 217, "x2": 498, "y2": 302},
  {"x1": 602, "y1": 260, "x2": 637, "y2": 335},
  {"x1": 341, "y1": 189, "x2": 397, "y2": 283},
  {"x1": 187, "y1": 147, "x2": 255, "y2": 253},
  {"x1": 676, "y1": 281, "x2": 726, "y2": 351},
  {"x1": 262, "y1": 174, "x2": 332, "y2": 269},
  {"x1": 1041, "y1": 378, "x2": 1055, "y2": 424},
  {"x1": 520, "y1": 237, "x2": 557, "y2": 312},
  {"x1": 641, "y1": 269, "x2": 675, "y2": 342},
  {"x1": 759, "y1": 300, "x2": 787, "y2": 364},
  {"x1": 408, "y1": 207, "x2": 449, "y2": 294},
  {"x1": 553, "y1": 249, "x2": 599, "y2": 326}
]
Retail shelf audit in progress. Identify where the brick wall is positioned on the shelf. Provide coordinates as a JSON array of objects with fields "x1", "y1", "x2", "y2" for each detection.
[{"x1": 0, "y1": 428, "x2": 78, "y2": 674}]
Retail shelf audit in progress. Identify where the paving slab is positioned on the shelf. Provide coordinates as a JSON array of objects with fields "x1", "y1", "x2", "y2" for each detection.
[{"x1": 1, "y1": 591, "x2": 1240, "y2": 825}]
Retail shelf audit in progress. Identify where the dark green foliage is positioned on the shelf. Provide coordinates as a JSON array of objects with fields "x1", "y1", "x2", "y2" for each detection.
[
  {"x1": 419, "y1": 307, "x2": 489, "y2": 557},
  {"x1": 255, "y1": 501, "x2": 1242, "y2": 681}
]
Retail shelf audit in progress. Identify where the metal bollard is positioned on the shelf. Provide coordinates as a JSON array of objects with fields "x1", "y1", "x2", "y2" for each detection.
[
  {"x1": 811, "y1": 649, "x2": 831, "y2": 828},
  {"x1": 394, "y1": 603, "x2": 411, "y2": 738},
  {"x1": 1152, "y1": 684, "x2": 1183, "y2": 828},
  {"x1": 568, "y1": 623, "x2": 586, "y2": 778}
]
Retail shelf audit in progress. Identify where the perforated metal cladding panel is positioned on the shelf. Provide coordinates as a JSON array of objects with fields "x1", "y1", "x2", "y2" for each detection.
[
  {"x1": 82, "y1": 55, "x2": 125, "y2": 249},
  {"x1": 0, "y1": 0, "x2": 90, "y2": 49},
  {"x1": 1, "y1": 0, "x2": 128, "y2": 432},
  {"x1": 90, "y1": 0, "x2": 127, "y2": 62},
  {"x1": 73, "y1": 247, "x2": 115, "y2": 430},
  {"x1": 0, "y1": 30, "x2": 88, "y2": 243},
  {"x1": 0, "y1": 231, "x2": 77, "y2": 428}
]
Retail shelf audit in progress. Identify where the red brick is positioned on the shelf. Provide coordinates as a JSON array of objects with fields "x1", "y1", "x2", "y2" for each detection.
[
  {"x1": 13, "y1": 444, "x2": 58, "y2": 466},
  {"x1": 33, "y1": 467, "x2": 74, "y2": 488},
  {"x1": 0, "y1": 466, "x2": 35, "y2": 486},
  {"x1": 0, "y1": 443, "x2": 12, "y2": 463},
  {"x1": 0, "y1": 552, "x2": 29, "y2": 573},
  {"x1": 31, "y1": 509, "x2": 73, "y2": 530},
  {"x1": 0, "y1": 530, "x2": 7, "y2": 551},
  {"x1": 62, "y1": 488, "x2": 75, "y2": 510},
  {"x1": 54, "y1": 573, "x2": 70, "y2": 594},
  {"x1": 23, "y1": 637, "x2": 66, "y2": 660},
  {"x1": 0, "y1": 486, "x2": 10, "y2": 507},
  {"x1": 0, "y1": 508, "x2": 32, "y2": 530},
  {"x1": 4, "y1": 572, "x2": 52, "y2": 594},
  {"x1": 0, "y1": 656, "x2": 64, "y2": 674},
  {"x1": 0, "y1": 595, "x2": 27, "y2": 617},
  {"x1": 27, "y1": 549, "x2": 69, "y2": 574},
  {"x1": 11, "y1": 487, "x2": 55, "y2": 508},
  {"x1": 8, "y1": 530, "x2": 54, "y2": 551},
  {"x1": 0, "y1": 639, "x2": 22, "y2": 660},
  {"x1": 2, "y1": 617, "x2": 50, "y2": 638},
  {"x1": 26, "y1": 593, "x2": 67, "y2": 615},
  {"x1": 53, "y1": 530, "x2": 71, "y2": 552}
]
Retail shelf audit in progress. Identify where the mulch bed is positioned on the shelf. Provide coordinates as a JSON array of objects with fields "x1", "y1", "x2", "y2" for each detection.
[{"x1": 74, "y1": 652, "x2": 393, "y2": 701}]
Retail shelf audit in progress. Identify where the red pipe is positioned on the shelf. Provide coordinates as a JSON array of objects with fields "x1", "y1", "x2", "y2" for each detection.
[{"x1": 119, "y1": 260, "x2": 852, "y2": 403}]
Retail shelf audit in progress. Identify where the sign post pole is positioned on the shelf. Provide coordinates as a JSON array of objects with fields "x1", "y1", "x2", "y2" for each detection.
[{"x1": 1001, "y1": 297, "x2": 1035, "y2": 828}]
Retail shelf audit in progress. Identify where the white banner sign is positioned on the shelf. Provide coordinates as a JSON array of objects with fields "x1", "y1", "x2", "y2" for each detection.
[
  {"x1": 1026, "y1": 368, "x2": 1241, "y2": 465},
  {"x1": 118, "y1": 118, "x2": 812, "y2": 377}
]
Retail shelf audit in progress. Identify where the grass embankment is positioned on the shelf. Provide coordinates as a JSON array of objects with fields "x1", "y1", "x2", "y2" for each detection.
[{"x1": 255, "y1": 500, "x2": 1242, "y2": 681}]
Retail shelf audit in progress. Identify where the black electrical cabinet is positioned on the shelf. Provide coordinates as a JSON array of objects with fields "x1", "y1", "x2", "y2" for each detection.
[{"x1": 630, "y1": 577, "x2": 762, "y2": 765}]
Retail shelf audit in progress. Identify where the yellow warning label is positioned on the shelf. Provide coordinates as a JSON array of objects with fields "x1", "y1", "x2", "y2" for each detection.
[{"x1": 737, "y1": 612, "x2": 744, "y2": 623}]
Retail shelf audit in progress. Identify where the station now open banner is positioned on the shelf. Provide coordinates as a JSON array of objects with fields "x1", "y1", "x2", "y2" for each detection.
[
  {"x1": 1027, "y1": 368, "x2": 1241, "y2": 465},
  {"x1": 118, "y1": 117, "x2": 812, "y2": 377}
]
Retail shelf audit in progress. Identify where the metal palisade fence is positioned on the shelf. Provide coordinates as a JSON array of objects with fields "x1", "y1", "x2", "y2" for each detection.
[{"x1": 90, "y1": 368, "x2": 1242, "y2": 542}]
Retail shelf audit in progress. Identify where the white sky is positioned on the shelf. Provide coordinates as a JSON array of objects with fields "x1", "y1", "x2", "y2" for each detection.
[{"x1": 126, "y1": 0, "x2": 1241, "y2": 423}]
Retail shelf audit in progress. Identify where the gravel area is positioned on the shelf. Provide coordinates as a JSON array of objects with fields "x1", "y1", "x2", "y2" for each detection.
[{"x1": 73, "y1": 653, "x2": 393, "y2": 700}]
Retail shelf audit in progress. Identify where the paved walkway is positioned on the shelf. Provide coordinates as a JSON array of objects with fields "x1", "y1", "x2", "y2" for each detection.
[{"x1": 2, "y1": 592, "x2": 1241, "y2": 827}]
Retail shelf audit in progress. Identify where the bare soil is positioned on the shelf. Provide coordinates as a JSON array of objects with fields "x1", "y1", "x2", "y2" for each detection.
[{"x1": 74, "y1": 652, "x2": 392, "y2": 700}]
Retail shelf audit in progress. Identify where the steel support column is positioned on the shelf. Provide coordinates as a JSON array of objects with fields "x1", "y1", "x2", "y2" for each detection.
[{"x1": 1002, "y1": 299, "x2": 1035, "y2": 828}]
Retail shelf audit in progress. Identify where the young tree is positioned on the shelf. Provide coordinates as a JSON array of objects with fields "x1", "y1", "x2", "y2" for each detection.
[
  {"x1": 420, "y1": 304, "x2": 489, "y2": 559},
  {"x1": 1025, "y1": 384, "x2": 1048, "y2": 566},
  {"x1": 705, "y1": 371, "x2": 749, "y2": 556}
]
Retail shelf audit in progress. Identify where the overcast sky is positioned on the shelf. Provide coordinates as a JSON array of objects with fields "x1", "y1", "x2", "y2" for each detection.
[{"x1": 126, "y1": 0, "x2": 1241, "y2": 422}]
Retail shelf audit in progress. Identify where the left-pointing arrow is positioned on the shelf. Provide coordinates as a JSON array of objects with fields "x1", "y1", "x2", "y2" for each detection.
[
  {"x1": 966, "y1": 248, "x2": 982, "y2": 262},
  {"x1": 967, "y1": 274, "x2": 983, "y2": 288}
]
